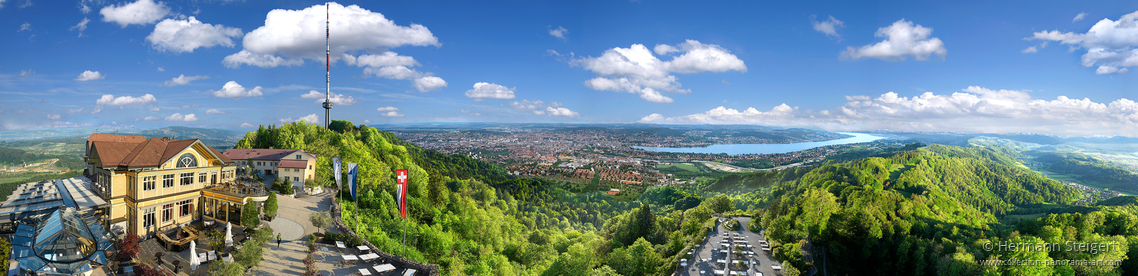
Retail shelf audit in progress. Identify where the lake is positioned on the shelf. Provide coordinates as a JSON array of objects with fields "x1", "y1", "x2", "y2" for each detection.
[{"x1": 631, "y1": 132, "x2": 886, "y2": 155}]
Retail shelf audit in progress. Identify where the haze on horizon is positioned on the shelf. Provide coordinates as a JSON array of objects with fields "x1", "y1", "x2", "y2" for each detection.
[{"x1": 2, "y1": 0, "x2": 1136, "y2": 137}]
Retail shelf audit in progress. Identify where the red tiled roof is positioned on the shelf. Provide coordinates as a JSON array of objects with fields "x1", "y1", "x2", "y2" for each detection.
[
  {"x1": 278, "y1": 160, "x2": 308, "y2": 168},
  {"x1": 88, "y1": 136, "x2": 233, "y2": 169},
  {"x1": 223, "y1": 148, "x2": 316, "y2": 161},
  {"x1": 86, "y1": 134, "x2": 146, "y2": 156}
]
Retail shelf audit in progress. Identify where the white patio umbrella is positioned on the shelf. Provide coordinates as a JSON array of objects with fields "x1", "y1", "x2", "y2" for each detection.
[
  {"x1": 189, "y1": 240, "x2": 200, "y2": 271},
  {"x1": 225, "y1": 222, "x2": 233, "y2": 248}
]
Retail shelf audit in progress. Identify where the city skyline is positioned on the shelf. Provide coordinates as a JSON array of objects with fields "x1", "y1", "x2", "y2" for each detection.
[{"x1": 2, "y1": 0, "x2": 1137, "y2": 136}]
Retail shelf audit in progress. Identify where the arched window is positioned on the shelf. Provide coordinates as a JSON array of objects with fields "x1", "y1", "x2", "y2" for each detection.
[{"x1": 177, "y1": 153, "x2": 197, "y2": 168}]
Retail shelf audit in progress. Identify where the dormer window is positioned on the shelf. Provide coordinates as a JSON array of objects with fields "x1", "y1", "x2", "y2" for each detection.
[
  {"x1": 177, "y1": 153, "x2": 197, "y2": 168},
  {"x1": 296, "y1": 154, "x2": 302, "y2": 160}
]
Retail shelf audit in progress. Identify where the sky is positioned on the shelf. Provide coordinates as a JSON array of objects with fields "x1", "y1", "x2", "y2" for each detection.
[{"x1": 1, "y1": 0, "x2": 1137, "y2": 136}]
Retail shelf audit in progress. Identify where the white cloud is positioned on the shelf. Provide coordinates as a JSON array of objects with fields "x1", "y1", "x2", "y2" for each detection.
[
  {"x1": 209, "y1": 81, "x2": 263, "y2": 98},
  {"x1": 1022, "y1": 46, "x2": 1038, "y2": 53},
  {"x1": 840, "y1": 19, "x2": 947, "y2": 61},
  {"x1": 147, "y1": 17, "x2": 243, "y2": 53},
  {"x1": 1029, "y1": 10, "x2": 1138, "y2": 74},
  {"x1": 573, "y1": 40, "x2": 745, "y2": 103},
  {"x1": 413, "y1": 76, "x2": 447, "y2": 92},
  {"x1": 205, "y1": 109, "x2": 225, "y2": 114},
  {"x1": 361, "y1": 65, "x2": 447, "y2": 92},
  {"x1": 300, "y1": 90, "x2": 356, "y2": 105},
  {"x1": 376, "y1": 106, "x2": 399, "y2": 112},
  {"x1": 18, "y1": 22, "x2": 30, "y2": 31},
  {"x1": 165, "y1": 113, "x2": 198, "y2": 122},
  {"x1": 157, "y1": 67, "x2": 164, "y2": 71},
  {"x1": 46, "y1": 114, "x2": 60, "y2": 120},
  {"x1": 464, "y1": 82, "x2": 516, "y2": 100},
  {"x1": 548, "y1": 26, "x2": 567, "y2": 40},
  {"x1": 181, "y1": 104, "x2": 198, "y2": 109},
  {"x1": 363, "y1": 119, "x2": 371, "y2": 123},
  {"x1": 460, "y1": 110, "x2": 481, "y2": 116},
  {"x1": 74, "y1": 70, "x2": 105, "y2": 81},
  {"x1": 142, "y1": 116, "x2": 159, "y2": 121},
  {"x1": 222, "y1": 50, "x2": 304, "y2": 68},
  {"x1": 240, "y1": 122, "x2": 254, "y2": 128},
  {"x1": 1073, "y1": 12, "x2": 1088, "y2": 23},
  {"x1": 147, "y1": 106, "x2": 159, "y2": 111},
  {"x1": 225, "y1": 3, "x2": 437, "y2": 68},
  {"x1": 645, "y1": 86, "x2": 1138, "y2": 136},
  {"x1": 69, "y1": 18, "x2": 90, "y2": 36},
  {"x1": 96, "y1": 94, "x2": 156, "y2": 106},
  {"x1": 640, "y1": 113, "x2": 664, "y2": 122},
  {"x1": 66, "y1": 108, "x2": 84, "y2": 114},
  {"x1": 349, "y1": 51, "x2": 419, "y2": 67},
  {"x1": 279, "y1": 114, "x2": 319, "y2": 124},
  {"x1": 379, "y1": 111, "x2": 404, "y2": 117},
  {"x1": 162, "y1": 74, "x2": 209, "y2": 86},
  {"x1": 545, "y1": 107, "x2": 579, "y2": 117},
  {"x1": 811, "y1": 15, "x2": 844, "y2": 40},
  {"x1": 100, "y1": 0, "x2": 170, "y2": 27},
  {"x1": 19, "y1": 70, "x2": 33, "y2": 77}
]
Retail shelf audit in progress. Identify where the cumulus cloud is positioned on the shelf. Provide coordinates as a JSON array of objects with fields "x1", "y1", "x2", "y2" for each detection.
[
  {"x1": 1029, "y1": 10, "x2": 1138, "y2": 74},
  {"x1": 464, "y1": 82, "x2": 516, "y2": 100},
  {"x1": 142, "y1": 116, "x2": 159, "y2": 121},
  {"x1": 96, "y1": 94, "x2": 157, "y2": 106},
  {"x1": 222, "y1": 50, "x2": 304, "y2": 68},
  {"x1": 46, "y1": 114, "x2": 61, "y2": 120},
  {"x1": 549, "y1": 26, "x2": 568, "y2": 40},
  {"x1": 162, "y1": 74, "x2": 209, "y2": 86},
  {"x1": 74, "y1": 70, "x2": 105, "y2": 81},
  {"x1": 100, "y1": 0, "x2": 170, "y2": 27},
  {"x1": 379, "y1": 111, "x2": 404, "y2": 117},
  {"x1": 573, "y1": 39, "x2": 746, "y2": 103},
  {"x1": 349, "y1": 51, "x2": 419, "y2": 67},
  {"x1": 147, "y1": 17, "x2": 243, "y2": 53},
  {"x1": 840, "y1": 19, "x2": 947, "y2": 61},
  {"x1": 209, "y1": 81, "x2": 263, "y2": 98},
  {"x1": 66, "y1": 108, "x2": 84, "y2": 114},
  {"x1": 643, "y1": 86, "x2": 1138, "y2": 136},
  {"x1": 300, "y1": 90, "x2": 356, "y2": 105},
  {"x1": 69, "y1": 18, "x2": 90, "y2": 36},
  {"x1": 510, "y1": 100, "x2": 579, "y2": 117},
  {"x1": 1022, "y1": 46, "x2": 1039, "y2": 54},
  {"x1": 18, "y1": 22, "x2": 30, "y2": 31},
  {"x1": 165, "y1": 113, "x2": 198, "y2": 122},
  {"x1": 19, "y1": 70, "x2": 33, "y2": 77},
  {"x1": 376, "y1": 106, "x2": 399, "y2": 112},
  {"x1": 811, "y1": 15, "x2": 844, "y2": 41},
  {"x1": 148, "y1": 106, "x2": 160, "y2": 111},
  {"x1": 279, "y1": 114, "x2": 319, "y2": 124},
  {"x1": 224, "y1": 2, "x2": 437, "y2": 68},
  {"x1": 358, "y1": 61, "x2": 447, "y2": 92},
  {"x1": 181, "y1": 104, "x2": 199, "y2": 109},
  {"x1": 1073, "y1": 12, "x2": 1088, "y2": 23},
  {"x1": 205, "y1": 109, "x2": 225, "y2": 114},
  {"x1": 240, "y1": 122, "x2": 254, "y2": 128}
]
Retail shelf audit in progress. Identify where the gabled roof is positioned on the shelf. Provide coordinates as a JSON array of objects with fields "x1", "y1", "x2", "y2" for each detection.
[
  {"x1": 86, "y1": 134, "x2": 146, "y2": 156},
  {"x1": 278, "y1": 160, "x2": 308, "y2": 168},
  {"x1": 88, "y1": 137, "x2": 233, "y2": 169},
  {"x1": 223, "y1": 148, "x2": 317, "y2": 161}
]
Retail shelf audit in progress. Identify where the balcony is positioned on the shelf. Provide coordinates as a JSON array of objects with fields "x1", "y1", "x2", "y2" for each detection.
[{"x1": 201, "y1": 180, "x2": 270, "y2": 202}]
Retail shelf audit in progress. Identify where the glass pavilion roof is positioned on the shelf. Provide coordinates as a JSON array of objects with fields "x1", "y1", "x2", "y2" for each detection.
[{"x1": 12, "y1": 208, "x2": 112, "y2": 275}]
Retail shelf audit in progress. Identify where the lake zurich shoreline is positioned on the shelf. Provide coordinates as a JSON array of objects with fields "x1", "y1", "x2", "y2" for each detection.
[{"x1": 631, "y1": 132, "x2": 886, "y2": 155}]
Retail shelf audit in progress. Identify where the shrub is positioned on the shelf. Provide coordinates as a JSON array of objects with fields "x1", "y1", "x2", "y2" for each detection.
[
  {"x1": 264, "y1": 192, "x2": 278, "y2": 218},
  {"x1": 135, "y1": 264, "x2": 173, "y2": 276},
  {"x1": 118, "y1": 233, "x2": 140, "y2": 261},
  {"x1": 309, "y1": 211, "x2": 331, "y2": 231}
]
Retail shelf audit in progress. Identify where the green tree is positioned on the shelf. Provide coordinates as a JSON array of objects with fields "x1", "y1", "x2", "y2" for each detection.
[
  {"x1": 208, "y1": 259, "x2": 246, "y2": 276},
  {"x1": 309, "y1": 211, "x2": 331, "y2": 232},
  {"x1": 711, "y1": 194, "x2": 733, "y2": 214},
  {"x1": 263, "y1": 192, "x2": 278, "y2": 219},
  {"x1": 241, "y1": 200, "x2": 260, "y2": 229},
  {"x1": 782, "y1": 260, "x2": 801, "y2": 276}
]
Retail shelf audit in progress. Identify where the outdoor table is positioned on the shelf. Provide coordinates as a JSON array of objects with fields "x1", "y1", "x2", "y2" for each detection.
[
  {"x1": 359, "y1": 254, "x2": 376, "y2": 261},
  {"x1": 342, "y1": 255, "x2": 359, "y2": 262},
  {"x1": 772, "y1": 265, "x2": 782, "y2": 270},
  {"x1": 374, "y1": 264, "x2": 396, "y2": 273},
  {"x1": 403, "y1": 269, "x2": 417, "y2": 276},
  {"x1": 208, "y1": 251, "x2": 217, "y2": 261},
  {"x1": 357, "y1": 245, "x2": 370, "y2": 252},
  {"x1": 359, "y1": 268, "x2": 372, "y2": 275},
  {"x1": 336, "y1": 241, "x2": 346, "y2": 249}
]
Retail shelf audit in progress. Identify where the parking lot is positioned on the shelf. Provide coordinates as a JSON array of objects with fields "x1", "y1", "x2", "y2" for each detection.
[{"x1": 675, "y1": 217, "x2": 784, "y2": 276}]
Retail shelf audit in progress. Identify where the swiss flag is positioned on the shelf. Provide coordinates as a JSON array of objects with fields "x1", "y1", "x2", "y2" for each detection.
[{"x1": 396, "y1": 169, "x2": 408, "y2": 219}]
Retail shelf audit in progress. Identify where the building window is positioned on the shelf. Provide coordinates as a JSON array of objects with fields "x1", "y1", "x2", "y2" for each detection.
[
  {"x1": 143, "y1": 176, "x2": 156, "y2": 191},
  {"x1": 199, "y1": 172, "x2": 207, "y2": 183},
  {"x1": 177, "y1": 153, "x2": 197, "y2": 168},
  {"x1": 128, "y1": 176, "x2": 135, "y2": 192},
  {"x1": 162, "y1": 204, "x2": 173, "y2": 222},
  {"x1": 178, "y1": 200, "x2": 193, "y2": 217},
  {"x1": 143, "y1": 207, "x2": 156, "y2": 228},
  {"x1": 163, "y1": 174, "x2": 174, "y2": 188},
  {"x1": 257, "y1": 162, "x2": 262, "y2": 166},
  {"x1": 294, "y1": 176, "x2": 299, "y2": 182},
  {"x1": 309, "y1": 165, "x2": 312, "y2": 170},
  {"x1": 181, "y1": 173, "x2": 193, "y2": 186},
  {"x1": 296, "y1": 154, "x2": 302, "y2": 160}
]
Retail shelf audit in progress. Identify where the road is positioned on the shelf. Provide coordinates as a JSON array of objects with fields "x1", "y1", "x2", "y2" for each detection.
[{"x1": 675, "y1": 216, "x2": 783, "y2": 276}]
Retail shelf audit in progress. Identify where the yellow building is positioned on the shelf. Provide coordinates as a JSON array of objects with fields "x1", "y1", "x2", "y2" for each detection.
[
  {"x1": 85, "y1": 134, "x2": 268, "y2": 238},
  {"x1": 222, "y1": 148, "x2": 318, "y2": 189}
]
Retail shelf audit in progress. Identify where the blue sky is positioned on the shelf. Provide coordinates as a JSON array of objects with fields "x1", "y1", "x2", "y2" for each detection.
[{"x1": 2, "y1": 0, "x2": 1137, "y2": 136}]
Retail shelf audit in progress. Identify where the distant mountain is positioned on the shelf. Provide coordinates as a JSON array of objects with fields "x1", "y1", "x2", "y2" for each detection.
[{"x1": 139, "y1": 126, "x2": 241, "y2": 149}]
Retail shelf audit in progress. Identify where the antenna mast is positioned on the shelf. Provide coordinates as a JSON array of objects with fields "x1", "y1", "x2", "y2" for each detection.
[{"x1": 322, "y1": 3, "x2": 332, "y2": 128}]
